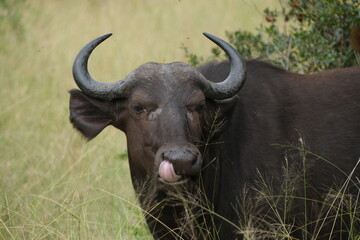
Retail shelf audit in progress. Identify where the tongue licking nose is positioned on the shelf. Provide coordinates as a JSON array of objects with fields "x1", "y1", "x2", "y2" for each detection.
[{"x1": 159, "y1": 160, "x2": 181, "y2": 183}]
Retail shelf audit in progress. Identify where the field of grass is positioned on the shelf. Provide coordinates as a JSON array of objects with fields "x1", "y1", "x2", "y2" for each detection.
[{"x1": 0, "y1": 0, "x2": 281, "y2": 239}]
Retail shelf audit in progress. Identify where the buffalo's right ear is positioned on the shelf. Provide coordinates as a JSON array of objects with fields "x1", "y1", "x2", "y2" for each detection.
[{"x1": 69, "y1": 89, "x2": 113, "y2": 140}]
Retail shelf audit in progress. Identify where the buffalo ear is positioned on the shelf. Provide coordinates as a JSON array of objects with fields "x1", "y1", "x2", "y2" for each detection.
[
  {"x1": 69, "y1": 89, "x2": 113, "y2": 140},
  {"x1": 204, "y1": 96, "x2": 238, "y2": 136},
  {"x1": 206, "y1": 96, "x2": 238, "y2": 118}
]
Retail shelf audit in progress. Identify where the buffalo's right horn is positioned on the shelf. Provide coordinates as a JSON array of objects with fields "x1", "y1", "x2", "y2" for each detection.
[{"x1": 72, "y1": 33, "x2": 127, "y2": 100}]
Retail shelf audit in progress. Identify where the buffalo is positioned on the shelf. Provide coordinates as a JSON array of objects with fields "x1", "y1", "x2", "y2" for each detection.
[{"x1": 69, "y1": 33, "x2": 360, "y2": 239}]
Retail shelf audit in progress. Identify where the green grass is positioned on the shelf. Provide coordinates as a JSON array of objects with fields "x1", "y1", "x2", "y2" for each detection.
[
  {"x1": 0, "y1": 0, "x2": 280, "y2": 239},
  {"x1": 2, "y1": 1, "x2": 359, "y2": 239},
  {"x1": 1, "y1": 1, "x2": 359, "y2": 239}
]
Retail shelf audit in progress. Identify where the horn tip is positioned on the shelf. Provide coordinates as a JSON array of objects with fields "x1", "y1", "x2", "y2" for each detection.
[
  {"x1": 103, "y1": 33, "x2": 113, "y2": 39},
  {"x1": 203, "y1": 32, "x2": 212, "y2": 38},
  {"x1": 203, "y1": 32, "x2": 220, "y2": 43}
]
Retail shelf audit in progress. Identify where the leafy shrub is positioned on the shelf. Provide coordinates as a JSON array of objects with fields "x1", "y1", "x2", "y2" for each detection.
[{"x1": 184, "y1": 0, "x2": 360, "y2": 73}]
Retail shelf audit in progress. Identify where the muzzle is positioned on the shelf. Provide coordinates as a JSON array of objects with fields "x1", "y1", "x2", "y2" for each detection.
[{"x1": 156, "y1": 144, "x2": 203, "y2": 185}]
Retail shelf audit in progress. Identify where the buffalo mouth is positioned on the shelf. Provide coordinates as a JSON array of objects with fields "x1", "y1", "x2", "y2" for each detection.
[
  {"x1": 156, "y1": 145, "x2": 203, "y2": 186},
  {"x1": 158, "y1": 160, "x2": 195, "y2": 185}
]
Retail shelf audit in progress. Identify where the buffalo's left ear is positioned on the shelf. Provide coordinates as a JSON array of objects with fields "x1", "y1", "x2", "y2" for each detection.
[
  {"x1": 206, "y1": 96, "x2": 239, "y2": 118},
  {"x1": 204, "y1": 96, "x2": 239, "y2": 135},
  {"x1": 69, "y1": 89, "x2": 113, "y2": 140}
]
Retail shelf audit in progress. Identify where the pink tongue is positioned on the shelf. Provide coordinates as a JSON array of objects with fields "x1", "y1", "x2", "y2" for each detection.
[{"x1": 159, "y1": 160, "x2": 181, "y2": 183}]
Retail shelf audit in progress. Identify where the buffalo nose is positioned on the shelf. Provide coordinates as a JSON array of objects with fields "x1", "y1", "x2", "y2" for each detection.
[{"x1": 162, "y1": 147, "x2": 202, "y2": 176}]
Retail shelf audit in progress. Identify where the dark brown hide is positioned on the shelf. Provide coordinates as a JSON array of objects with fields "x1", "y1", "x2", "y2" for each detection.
[
  {"x1": 69, "y1": 36, "x2": 360, "y2": 240},
  {"x1": 199, "y1": 61, "x2": 360, "y2": 239}
]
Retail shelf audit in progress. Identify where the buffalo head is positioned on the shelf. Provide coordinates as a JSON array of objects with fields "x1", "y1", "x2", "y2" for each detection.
[{"x1": 69, "y1": 33, "x2": 246, "y2": 191}]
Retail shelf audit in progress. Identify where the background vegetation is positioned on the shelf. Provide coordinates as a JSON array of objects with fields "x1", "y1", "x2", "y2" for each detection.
[
  {"x1": 185, "y1": 0, "x2": 360, "y2": 73},
  {"x1": 0, "y1": 0, "x2": 280, "y2": 239}
]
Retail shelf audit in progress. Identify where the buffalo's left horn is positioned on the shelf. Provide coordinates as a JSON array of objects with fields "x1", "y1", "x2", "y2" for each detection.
[
  {"x1": 72, "y1": 33, "x2": 127, "y2": 100},
  {"x1": 200, "y1": 33, "x2": 247, "y2": 99}
]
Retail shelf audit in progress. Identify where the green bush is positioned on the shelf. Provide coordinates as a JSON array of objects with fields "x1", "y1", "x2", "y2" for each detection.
[{"x1": 184, "y1": 0, "x2": 360, "y2": 73}]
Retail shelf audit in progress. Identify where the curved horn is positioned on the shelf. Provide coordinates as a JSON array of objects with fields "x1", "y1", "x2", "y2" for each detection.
[
  {"x1": 72, "y1": 33, "x2": 126, "y2": 100},
  {"x1": 200, "y1": 33, "x2": 247, "y2": 99}
]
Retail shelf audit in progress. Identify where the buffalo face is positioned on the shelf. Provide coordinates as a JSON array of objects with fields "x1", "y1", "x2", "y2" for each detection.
[
  {"x1": 70, "y1": 62, "x2": 206, "y2": 189},
  {"x1": 116, "y1": 62, "x2": 207, "y2": 187}
]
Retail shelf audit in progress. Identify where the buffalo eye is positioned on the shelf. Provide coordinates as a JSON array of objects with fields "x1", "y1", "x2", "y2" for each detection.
[
  {"x1": 196, "y1": 103, "x2": 205, "y2": 112},
  {"x1": 187, "y1": 102, "x2": 205, "y2": 113},
  {"x1": 131, "y1": 104, "x2": 148, "y2": 115}
]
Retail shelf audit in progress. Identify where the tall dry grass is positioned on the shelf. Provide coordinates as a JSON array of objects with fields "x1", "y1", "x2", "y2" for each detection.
[{"x1": 0, "y1": 0, "x2": 279, "y2": 239}]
